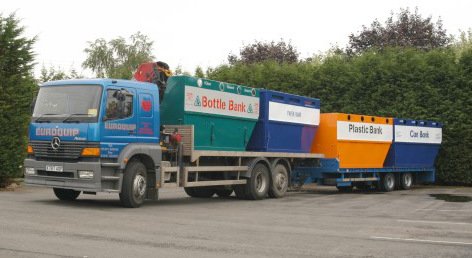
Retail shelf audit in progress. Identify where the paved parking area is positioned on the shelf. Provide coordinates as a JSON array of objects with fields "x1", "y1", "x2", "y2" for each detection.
[{"x1": 1, "y1": 185, "x2": 471, "y2": 257}]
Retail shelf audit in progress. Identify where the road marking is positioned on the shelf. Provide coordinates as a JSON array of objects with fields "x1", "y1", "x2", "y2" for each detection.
[
  {"x1": 398, "y1": 219, "x2": 472, "y2": 226},
  {"x1": 371, "y1": 236, "x2": 472, "y2": 246},
  {"x1": 416, "y1": 208, "x2": 472, "y2": 212}
]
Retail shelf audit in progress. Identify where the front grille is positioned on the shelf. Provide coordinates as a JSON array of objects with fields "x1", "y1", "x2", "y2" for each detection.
[
  {"x1": 30, "y1": 141, "x2": 99, "y2": 160},
  {"x1": 37, "y1": 170, "x2": 74, "y2": 178}
]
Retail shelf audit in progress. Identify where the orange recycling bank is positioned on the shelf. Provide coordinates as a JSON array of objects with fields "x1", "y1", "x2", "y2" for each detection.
[{"x1": 311, "y1": 113, "x2": 393, "y2": 168}]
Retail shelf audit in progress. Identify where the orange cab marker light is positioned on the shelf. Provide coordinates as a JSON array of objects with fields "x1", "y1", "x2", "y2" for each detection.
[
  {"x1": 27, "y1": 145, "x2": 34, "y2": 154},
  {"x1": 81, "y1": 147, "x2": 100, "y2": 157}
]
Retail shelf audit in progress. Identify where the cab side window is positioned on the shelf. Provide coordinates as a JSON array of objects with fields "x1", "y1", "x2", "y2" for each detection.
[{"x1": 105, "y1": 89, "x2": 133, "y2": 120}]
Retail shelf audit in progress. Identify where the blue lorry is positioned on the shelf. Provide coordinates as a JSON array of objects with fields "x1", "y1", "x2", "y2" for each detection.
[{"x1": 24, "y1": 76, "x2": 438, "y2": 207}]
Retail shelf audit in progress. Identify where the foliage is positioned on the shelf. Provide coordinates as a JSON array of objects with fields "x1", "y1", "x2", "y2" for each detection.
[
  {"x1": 207, "y1": 47, "x2": 472, "y2": 185},
  {"x1": 453, "y1": 29, "x2": 472, "y2": 60},
  {"x1": 174, "y1": 65, "x2": 191, "y2": 76},
  {"x1": 82, "y1": 32, "x2": 154, "y2": 79},
  {"x1": 194, "y1": 66, "x2": 205, "y2": 78},
  {"x1": 348, "y1": 8, "x2": 450, "y2": 54},
  {"x1": 0, "y1": 13, "x2": 36, "y2": 185},
  {"x1": 228, "y1": 39, "x2": 299, "y2": 65},
  {"x1": 38, "y1": 65, "x2": 82, "y2": 84}
]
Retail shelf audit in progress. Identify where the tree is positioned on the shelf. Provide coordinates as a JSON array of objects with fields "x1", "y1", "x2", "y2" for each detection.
[
  {"x1": 228, "y1": 39, "x2": 299, "y2": 65},
  {"x1": 0, "y1": 13, "x2": 36, "y2": 186},
  {"x1": 38, "y1": 65, "x2": 82, "y2": 84},
  {"x1": 82, "y1": 32, "x2": 154, "y2": 79},
  {"x1": 194, "y1": 66, "x2": 205, "y2": 78},
  {"x1": 347, "y1": 8, "x2": 451, "y2": 54},
  {"x1": 453, "y1": 29, "x2": 472, "y2": 60}
]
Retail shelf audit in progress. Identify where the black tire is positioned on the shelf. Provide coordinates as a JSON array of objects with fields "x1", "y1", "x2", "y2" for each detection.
[
  {"x1": 184, "y1": 187, "x2": 215, "y2": 198},
  {"x1": 53, "y1": 188, "x2": 80, "y2": 201},
  {"x1": 214, "y1": 186, "x2": 233, "y2": 197},
  {"x1": 400, "y1": 173, "x2": 413, "y2": 190},
  {"x1": 239, "y1": 163, "x2": 270, "y2": 200},
  {"x1": 268, "y1": 164, "x2": 289, "y2": 198},
  {"x1": 381, "y1": 173, "x2": 396, "y2": 192},
  {"x1": 119, "y1": 161, "x2": 147, "y2": 208},
  {"x1": 336, "y1": 185, "x2": 353, "y2": 192}
]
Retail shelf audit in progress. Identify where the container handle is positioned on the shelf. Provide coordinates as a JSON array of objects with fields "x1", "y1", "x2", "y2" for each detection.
[{"x1": 210, "y1": 123, "x2": 215, "y2": 144}]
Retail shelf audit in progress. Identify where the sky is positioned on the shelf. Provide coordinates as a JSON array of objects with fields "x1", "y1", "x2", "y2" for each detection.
[{"x1": 3, "y1": 0, "x2": 472, "y2": 78}]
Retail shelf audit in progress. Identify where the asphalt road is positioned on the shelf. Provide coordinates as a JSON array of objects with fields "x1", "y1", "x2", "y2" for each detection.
[{"x1": 1, "y1": 185, "x2": 471, "y2": 258}]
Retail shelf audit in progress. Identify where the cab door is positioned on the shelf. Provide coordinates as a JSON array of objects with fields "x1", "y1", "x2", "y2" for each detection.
[
  {"x1": 100, "y1": 87, "x2": 137, "y2": 158},
  {"x1": 136, "y1": 92, "x2": 158, "y2": 142}
]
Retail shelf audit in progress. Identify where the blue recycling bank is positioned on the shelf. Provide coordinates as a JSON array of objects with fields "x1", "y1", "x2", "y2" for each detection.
[
  {"x1": 384, "y1": 118, "x2": 442, "y2": 168},
  {"x1": 247, "y1": 90, "x2": 320, "y2": 153}
]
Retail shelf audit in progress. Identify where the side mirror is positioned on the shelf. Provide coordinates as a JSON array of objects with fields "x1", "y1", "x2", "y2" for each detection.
[{"x1": 30, "y1": 96, "x2": 37, "y2": 114}]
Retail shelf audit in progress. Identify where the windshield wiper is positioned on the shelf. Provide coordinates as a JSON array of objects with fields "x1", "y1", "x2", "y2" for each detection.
[
  {"x1": 63, "y1": 113, "x2": 91, "y2": 123},
  {"x1": 34, "y1": 113, "x2": 60, "y2": 123}
]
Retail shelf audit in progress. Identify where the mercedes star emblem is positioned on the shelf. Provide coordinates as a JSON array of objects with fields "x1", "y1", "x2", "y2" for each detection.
[{"x1": 51, "y1": 137, "x2": 61, "y2": 150}]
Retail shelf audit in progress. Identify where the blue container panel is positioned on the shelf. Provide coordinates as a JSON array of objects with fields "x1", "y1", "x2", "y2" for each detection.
[
  {"x1": 247, "y1": 90, "x2": 320, "y2": 153},
  {"x1": 385, "y1": 143, "x2": 440, "y2": 167},
  {"x1": 249, "y1": 122, "x2": 317, "y2": 153},
  {"x1": 384, "y1": 118, "x2": 442, "y2": 168}
]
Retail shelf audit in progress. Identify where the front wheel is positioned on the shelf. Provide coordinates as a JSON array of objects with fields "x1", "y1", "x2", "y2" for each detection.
[
  {"x1": 53, "y1": 188, "x2": 80, "y2": 201},
  {"x1": 119, "y1": 161, "x2": 147, "y2": 208}
]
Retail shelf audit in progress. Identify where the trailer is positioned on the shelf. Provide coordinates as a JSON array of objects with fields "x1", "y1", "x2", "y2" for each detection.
[{"x1": 292, "y1": 158, "x2": 435, "y2": 191}]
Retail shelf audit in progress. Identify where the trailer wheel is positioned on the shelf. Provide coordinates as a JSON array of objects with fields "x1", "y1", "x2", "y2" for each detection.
[
  {"x1": 184, "y1": 187, "x2": 215, "y2": 198},
  {"x1": 268, "y1": 164, "x2": 289, "y2": 198},
  {"x1": 214, "y1": 186, "x2": 233, "y2": 197},
  {"x1": 381, "y1": 173, "x2": 396, "y2": 192},
  {"x1": 119, "y1": 161, "x2": 147, "y2": 208},
  {"x1": 400, "y1": 173, "x2": 413, "y2": 190},
  {"x1": 53, "y1": 188, "x2": 80, "y2": 201}
]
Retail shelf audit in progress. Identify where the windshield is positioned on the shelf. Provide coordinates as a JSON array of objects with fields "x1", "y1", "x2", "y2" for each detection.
[{"x1": 33, "y1": 85, "x2": 102, "y2": 123}]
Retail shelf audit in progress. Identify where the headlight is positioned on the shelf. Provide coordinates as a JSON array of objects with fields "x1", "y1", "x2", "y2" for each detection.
[
  {"x1": 78, "y1": 170, "x2": 94, "y2": 179},
  {"x1": 25, "y1": 167, "x2": 35, "y2": 175}
]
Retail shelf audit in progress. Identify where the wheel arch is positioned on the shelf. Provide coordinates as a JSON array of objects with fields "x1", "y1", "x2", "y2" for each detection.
[{"x1": 241, "y1": 157, "x2": 271, "y2": 178}]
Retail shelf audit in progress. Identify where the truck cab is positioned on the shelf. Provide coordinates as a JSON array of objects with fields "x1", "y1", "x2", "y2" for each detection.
[{"x1": 24, "y1": 79, "x2": 162, "y2": 206}]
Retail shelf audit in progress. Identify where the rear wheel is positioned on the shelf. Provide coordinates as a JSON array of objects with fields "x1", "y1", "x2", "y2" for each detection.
[
  {"x1": 400, "y1": 173, "x2": 413, "y2": 190},
  {"x1": 381, "y1": 173, "x2": 396, "y2": 192},
  {"x1": 268, "y1": 164, "x2": 289, "y2": 198},
  {"x1": 235, "y1": 163, "x2": 270, "y2": 200},
  {"x1": 53, "y1": 188, "x2": 80, "y2": 201},
  {"x1": 119, "y1": 161, "x2": 147, "y2": 208},
  {"x1": 247, "y1": 163, "x2": 270, "y2": 200},
  {"x1": 184, "y1": 187, "x2": 215, "y2": 198}
]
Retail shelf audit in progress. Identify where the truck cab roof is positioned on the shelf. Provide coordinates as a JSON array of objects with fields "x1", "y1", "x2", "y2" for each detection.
[{"x1": 41, "y1": 78, "x2": 157, "y2": 91}]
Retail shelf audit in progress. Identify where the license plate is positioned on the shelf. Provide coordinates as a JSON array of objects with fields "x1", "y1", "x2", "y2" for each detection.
[{"x1": 45, "y1": 165, "x2": 63, "y2": 172}]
